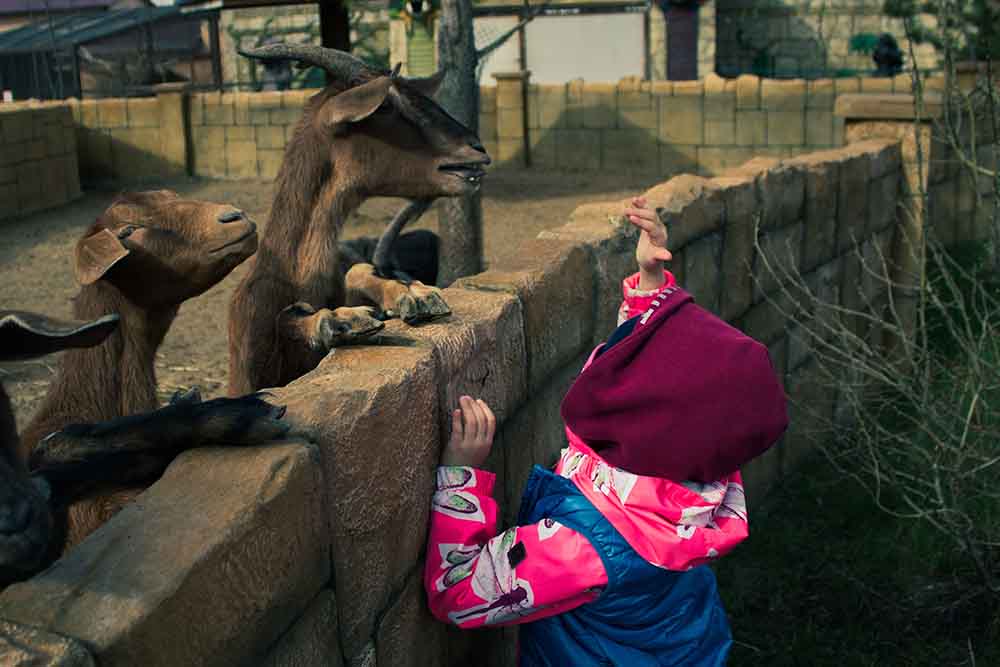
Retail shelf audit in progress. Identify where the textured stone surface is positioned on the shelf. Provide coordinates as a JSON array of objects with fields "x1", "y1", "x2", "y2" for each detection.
[
  {"x1": 0, "y1": 621, "x2": 95, "y2": 666},
  {"x1": 789, "y1": 151, "x2": 841, "y2": 271},
  {"x1": 260, "y1": 590, "x2": 343, "y2": 667},
  {"x1": 714, "y1": 175, "x2": 757, "y2": 321},
  {"x1": 268, "y1": 347, "x2": 438, "y2": 663},
  {"x1": 375, "y1": 572, "x2": 448, "y2": 667},
  {"x1": 0, "y1": 443, "x2": 329, "y2": 667},
  {"x1": 456, "y1": 238, "x2": 593, "y2": 395},
  {"x1": 644, "y1": 174, "x2": 724, "y2": 248}
]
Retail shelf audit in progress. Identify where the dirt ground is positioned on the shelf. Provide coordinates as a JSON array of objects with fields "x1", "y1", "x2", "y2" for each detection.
[{"x1": 0, "y1": 167, "x2": 663, "y2": 428}]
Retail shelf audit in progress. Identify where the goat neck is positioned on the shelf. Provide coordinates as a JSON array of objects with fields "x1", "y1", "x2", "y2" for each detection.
[{"x1": 18, "y1": 281, "x2": 177, "y2": 459}]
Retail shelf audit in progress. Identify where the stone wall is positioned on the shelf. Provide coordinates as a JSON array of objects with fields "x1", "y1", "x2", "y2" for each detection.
[
  {"x1": 0, "y1": 102, "x2": 80, "y2": 223},
  {"x1": 2, "y1": 135, "x2": 961, "y2": 666}
]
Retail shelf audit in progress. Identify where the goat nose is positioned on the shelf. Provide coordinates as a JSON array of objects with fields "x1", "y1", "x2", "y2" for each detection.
[{"x1": 218, "y1": 210, "x2": 245, "y2": 224}]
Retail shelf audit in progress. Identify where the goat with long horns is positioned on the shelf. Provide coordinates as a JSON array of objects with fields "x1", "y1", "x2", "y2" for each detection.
[{"x1": 228, "y1": 44, "x2": 491, "y2": 395}]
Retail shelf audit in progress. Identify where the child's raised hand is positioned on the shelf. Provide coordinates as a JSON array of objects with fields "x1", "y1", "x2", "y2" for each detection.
[
  {"x1": 624, "y1": 196, "x2": 672, "y2": 272},
  {"x1": 441, "y1": 395, "x2": 496, "y2": 468}
]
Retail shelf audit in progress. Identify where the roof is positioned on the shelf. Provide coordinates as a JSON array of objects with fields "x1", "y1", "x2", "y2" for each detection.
[
  {"x1": 0, "y1": 6, "x2": 180, "y2": 54},
  {"x1": 0, "y1": 0, "x2": 114, "y2": 14}
]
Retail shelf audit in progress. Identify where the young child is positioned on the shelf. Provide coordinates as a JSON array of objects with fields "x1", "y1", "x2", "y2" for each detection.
[{"x1": 423, "y1": 197, "x2": 789, "y2": 666}]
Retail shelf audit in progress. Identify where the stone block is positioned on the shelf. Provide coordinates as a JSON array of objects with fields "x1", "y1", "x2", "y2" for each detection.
[
  {"x1": 836, "y1": 151, "x2": 869, "y2": 252},
  {"x1": 0, "y1": 183, "x2": 16, "y2": 219},
  {"x1": 834, "y1": 77, "x2": 861, "y2": 95},
  {"x1": 63, "y1": 126, "x2": 77, "y2": 156},
  {"x1": 766, "y1": 110, "x2": 805, "y2": 146},
  {"x1": 602, "y1": 128, "x2": 658, "y2": 172},
  {"x1": 732, "y1": 157, "x2": 805, "y2": 232},
  {"x1": 805, "y1": 111, "x2": 834, "y2": 146},
  {"x1": 99, "y1": 99, "x2": 126, "y2": 128},
  {"x1": 684, "y1": 232, "x2": 723, "y2": 314},
  {"x1": 753, "y1": 221, "x2": 804, "y2": 301},
  {"x1": 480, "y1": 85, "x2": 498, "y2": 113},
  {"x1": 703, "y1": 73, "x2": 736, "y2": 121},
  {"x1": 807, "y1": 78, "x2": 835, "y2": 110},
  {"x1": 736, "y1": 74, "x2": 761, "y2": 110},
  {"x1": 188, "y1": 94, "x2": 205, "y2": 126},
  {"x1": 644, "y1": 174, "x2": 724, "y2": 248},
  {"x1": 704, "y1": 118, "x2": 736, "y2": 145},
  {"x1": 127, "y1": 98, "x2": 159, "y2": 128},
  {"x1": 869, "y1": 173, "x2": 900, "y2": 232},
  {"x1": 860, "y1": 77, "x2": 894, "y2": 94},
  {"x1": 250, "y1": 109, "x2": 272, "y2": 126},
  {"x1": 456, "y1": 238, "x2": 593, "y2": 395},
  {"x1": 233, "y1": 93, "x2": 251, "y2": 125},
  {"x1": 659, "y1": 142, "x2": 700, "y2": 175},
  {"x1": 258, "y1": 149, "x2": 285, "y2": 181},
  {"x1": 0, "y1": 620, "x2": 95, "y2": 666},
  {"x1": 582, "y1": 86, "x2": 616, "y2": 129},
  {"x1": 533, "y1": 87, "x2": 566, "y2": 130},
  {"x1": 375, "y1": 572, "x2": 448, "y2": 667},
  {"x1": 658, "y1": 95, "x2": 703, "y2": 145},
  {"x1": 479, "y1": 112, "x2": 497, "y2": 140},
  {"x1": 266, "y1": 348, "x2": 438, "y2": 662},
  {"x1": 1, "y1": 112, "x2": 31, "y2": 144},
  {"x1": 45, "y1": 123, "x2": 66, "y2": 156},
  {"x1": 260, "y1": 590, "x2": 343, "y2": 667},
  {"x1": 865, "y1": 139, "x2": 902, "y2": 179},
  {"x1": 497, "y1": 138, "x2": 524, "y2": 164},
  {"x1": 783, "y1": 360, "x2": 831, "y2": 473},
  {"x1": 736, "y1": 110, "x2": 766, "y2": 146},
  {"x1": 203, "y1": 93, "x2": 235, "y2": 125},
  {"x1": 270, "y1": 108, "x2": 302, "y2": 126},
  {"x1": 529, "y1": 128, "x2": 558, "y2": 168},
  {"x1": 761, "y1": 78, "x2": 807, "y2": 111},
  {"x1": 788, "y1": 151, "x2": 840, "y2": 270},
  {"x1": 376, "y1": 286, "x2": 527, "y2": 442},
  {"x1": 714, "y1": 175, "x2": 757, "y2": 321},
  {"x1": 26, "y1": 139, "x2": 45, "y2": 160},
  {"x1": 250, "y1": 91, "x2": 283, "y2": 112},
  {"x1": 497, "y1": 80, "x2": 523, "y2": 110},
  {"x1": 226, "y1": 141, "x2": 259, "y2": 179},
  {"x1": 255, "y1": 125, "x2": 286, "y2": 150},
  {"x1": 0, "y1": 443, "x2": 329, "y2": 667},
  {"x1": 0, "y1": 165, "x2": 13, "y2": 184},
  {"x1": 618, "y1": 107, "x2": 657, "y2": 131},
  {"x1": 497, "y1": 108, "x2": 524, "y2": 140},
  {"x1": 64, "y1": 154, "x2": 81, "y2": 199},
  {"x1": 227, "y1": 125, "x2": 254, "y2": 142},
  {"x1": 41, "y1": 154, "x2": 68, "y2": 205},
  {"x1": 555, "y1": 130, "x2": 600, "y2": 170}
]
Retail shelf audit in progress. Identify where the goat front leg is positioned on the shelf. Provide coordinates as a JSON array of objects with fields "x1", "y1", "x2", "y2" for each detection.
[
  {"x1": 345, "y1": 263, "x2": 451, "y2": 325},
  {"x1": 27, "y1": 393, "x2": 290, "y2": 507},
  {"x1": 278, "y1": 301, "x2": 385, "y2": 353}
]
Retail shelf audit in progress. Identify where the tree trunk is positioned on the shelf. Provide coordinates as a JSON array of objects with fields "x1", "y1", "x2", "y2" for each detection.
[{"x1": 434, "y1": 0, "x2": 484, "y2": 286}]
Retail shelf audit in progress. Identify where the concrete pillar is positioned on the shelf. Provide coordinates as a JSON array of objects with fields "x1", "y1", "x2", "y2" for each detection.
[
  {"x1": 153, "y1": 82, "x2": 190, "y2": 177},
  {"x1": 493, "y1": 70, "x2": 530, "y2": 167}
]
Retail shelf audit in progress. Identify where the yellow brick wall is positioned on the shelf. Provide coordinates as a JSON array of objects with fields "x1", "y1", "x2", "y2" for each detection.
[{"x1": 0, "y1": 102, "x2": 80, "y2": 222}]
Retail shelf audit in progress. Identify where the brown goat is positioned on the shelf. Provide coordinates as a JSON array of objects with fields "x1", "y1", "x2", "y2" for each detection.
[
  {"x1": 0, "y1": 310, "x2": 288, "y2": 587},
  {"x1": 227, "y1": 45, "x2": 491, "y2": 395},
  {"x1": 19, "y1": 189, "x2": 261, "y2": 551}
]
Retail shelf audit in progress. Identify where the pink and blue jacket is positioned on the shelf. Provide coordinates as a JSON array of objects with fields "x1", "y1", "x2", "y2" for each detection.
[{"x1": 424, "y1": 271, "x2": 766, "y2": 666}]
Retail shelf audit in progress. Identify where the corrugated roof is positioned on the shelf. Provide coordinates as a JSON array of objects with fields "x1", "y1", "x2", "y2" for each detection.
[{"x1": 0, "y1": 6, "x2": 179, "y2": 53}]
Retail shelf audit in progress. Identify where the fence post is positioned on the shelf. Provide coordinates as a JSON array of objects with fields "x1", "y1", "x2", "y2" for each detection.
[
  {"x1": 493, "y1": 70, "x2": 530, "y2": 167},
  {"x1": 153, "y1": 82, "x2": 191, "y2": 177}
]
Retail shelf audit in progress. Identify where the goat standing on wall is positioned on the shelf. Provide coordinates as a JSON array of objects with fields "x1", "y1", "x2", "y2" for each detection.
[
  {"x1": 227, "y1": 44, "x2": 491, "y2": 395},
  {"x1": 0, "y1": 311, "x2": 288, "y2": 586},
  {"x1": 18, "y1": 190, "x2": 277, "y2": 552}
]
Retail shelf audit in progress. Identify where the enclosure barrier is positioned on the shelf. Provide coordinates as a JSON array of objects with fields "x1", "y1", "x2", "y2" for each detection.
[
  {"x1": 59, "y1": 72, "x2": 949, "y2": 186},
  {"x1": 0, "y1": 101, "x2": 80, "y2": 222},
  {"x1": 7, "y1": 131, "x2": 991, "y2": 665}
]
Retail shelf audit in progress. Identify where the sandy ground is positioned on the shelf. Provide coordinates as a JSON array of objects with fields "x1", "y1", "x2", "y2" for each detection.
[{"x1": 0, "y1": 167, "x2": 663, "y2": 429}]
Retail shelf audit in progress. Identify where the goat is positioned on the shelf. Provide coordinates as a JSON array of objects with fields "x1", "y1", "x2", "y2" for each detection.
[
  {"x1": 19, "y1": 189, "x2": 263, "y2": 551},
  {"x1": 227, "y1": 44, "x2": 491, "y2": 395},
  {"x1": 0, "y1": 310, "x2": 288, "y2": 586},
  {"x1": 339, "y1": 229, "x2": 440, "y2": 287}
]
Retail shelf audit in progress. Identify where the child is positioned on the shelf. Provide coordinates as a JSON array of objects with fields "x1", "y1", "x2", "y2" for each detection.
[{"x1": 424, "y1": 197, "x2": 789, "y2": 665}]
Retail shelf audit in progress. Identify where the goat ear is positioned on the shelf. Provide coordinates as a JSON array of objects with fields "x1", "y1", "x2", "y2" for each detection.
[
  {"x1": 405, "y1": 69, "x2": 445, "y2": 98},
  {"x1": 74, "y1": 228, "x2": 130, "y2": 286},
  {"x1": 0, "y1": 311, "x2": 119, "y2": 362},
  {"x1": 322, "y1": 76, "x2": 392, "y2": 126}
]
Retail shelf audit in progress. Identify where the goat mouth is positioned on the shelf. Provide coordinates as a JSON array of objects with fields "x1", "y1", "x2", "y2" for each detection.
[
  {"x1": 210, "y1": 223, "x2": 258, "y2": 253},
  {"x1": 439, "y1": 164, "x2": 487, "y2": 185}
]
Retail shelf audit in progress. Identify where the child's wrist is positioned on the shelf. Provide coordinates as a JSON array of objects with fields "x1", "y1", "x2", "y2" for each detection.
[{"x1": 637, "y1": 263, "x2": 666, "y2": 291}]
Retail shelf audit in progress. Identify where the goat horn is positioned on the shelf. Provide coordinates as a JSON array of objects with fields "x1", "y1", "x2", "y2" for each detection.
[{"x1": 237, "y1": 43, "x2": 383, "y2": 82}]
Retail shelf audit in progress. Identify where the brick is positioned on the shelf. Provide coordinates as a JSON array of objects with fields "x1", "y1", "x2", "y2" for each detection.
[
  {"x1": 807, "y1": 78, "x2": 835, "y2": 109},
  {"x1": 479, "y1": 112, "x2": 497, "y2": 140},
  {"x1": 480, "y1": 85, "x2": 497, "y2": 113},
  {"x1": 269, "y1": 107, "x2": 302, "y2": 126},
  {"x1": 736, "y1": 110, "x2": 766, "y2": 146},
  {"x1": 234, "y1": 92, "x2": 251, "y2": 125},
  {"x1": 766, "y1": 111, "x2": 805, "y2": 145},
  {"x1": 651, "y1": 80, "x2": 674, "y2": 96},
  {"x1": 834, "y1": 77, "x2": 861, "y2": 95},
  {"x1": 1, "y1": 112, "x2": 31, "y2": 143},
  {"x1": 736, "y1": 74, "x2": 761, "y2": 110},
  {"x1": 860, "y1": 77, "x2": 894, "y2": 94},
  {"x1": 602, "y1": 128, "x2": 658, "y2": 172},
  {"x1": 497, "y1": 108, "x2": 524, "y2": 139},
  {"x1": 225, "y1": 141, "x2": 259, "y2": 179},
  {"x1": 530, "y1": 127, "x2": 558, "y2": 168},
  {"x1": 63, "y1": 154, "x2": 81, "y2": 199},
  {"x1": 188, "y1": 94, "x2": 204, "y2": 126},
  {"x1": 98, "y1": 99, "x2": 126, "y2": 128},
  {"x1": 0, "y1": 443, "x2": 328, "y2": 667},
  {"x1": 582, "y1": 86, "x2": 616, "y2": 129},
  {"x1": 255, "y1": 125, "x2": 286, "y2": 150},
  {"x1": 805, "y1": 111, "x2": 834, "y2": 146},
  {"x1": 532, "y1": 87, "x2": 566, "y2": 130},
  {"x1": 497, "y1": 138, "x2": 523, "y2": 164},
  {"x1": 698, "y1": 146, "x2": 755, "y2": 175},
  {"x1": 618, "y1": 107, "x2": 657, "y2": 131},
  {"x1": 659, "y1": 142, "x2": 700, "y2": 175},
  {"x1": 0, "y1": 165, "x2": 14, "y2": 184},
  {"x1": 497, "y1": 80, "x2": 523, "y2": 110},
  {"x1": 0, "y1": 183, "x2": 16, "y2": 219},
  {"x1": 761, "y1": 78, "x2": 807, "y2": 110},
  {"x1": 704, "y1": 118, "x2": 736, "y2": 145},
  {"x1": 715, "y1": 175, "x2": 758, "y2": 320},
  {"x1": 257, "y1": 149, "x2": 285, "y2": 180},
  {"x1": 126, "y1": 98, "x2": 159, "y2": 128},
  {"x1": 203, "y1": 93, "x2": 235, "y2": 125},
  {"x1": 703, "y1": 73, "x2": 736, "y2": 121},
  {"x1": 45, "y1": 124, "x2": 66, "y2": 156},
  {"x1": 226, "y1": 125, "x2": 254, "y2": 142},
  {"x1": 658, "y1": 95, "x2": 703, "y2": 145}
]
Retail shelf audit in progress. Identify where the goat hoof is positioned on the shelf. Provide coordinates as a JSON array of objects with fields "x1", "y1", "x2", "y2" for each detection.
[
  {"x1": 397, "y1": 284, "x2": 451, "y2": 325},
  {"x1": 316, "y1": 306, "x2": 385, "y2": 349}
]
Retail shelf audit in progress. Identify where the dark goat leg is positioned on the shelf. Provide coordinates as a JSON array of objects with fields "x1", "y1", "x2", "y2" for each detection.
[
  {"x1": 28, "y1": 393, "x2": 289, "y2": 506},
  {"x1": 372, "y1": 198, "x2": 433, "y2": 283}
]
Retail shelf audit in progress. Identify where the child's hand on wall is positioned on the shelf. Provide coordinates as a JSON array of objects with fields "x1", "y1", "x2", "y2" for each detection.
[
  {"x1": 624, "y1": 196, "x2": 672, "y2": 291},
  {"x1": 441, "y1": 396, "x2": 496, "y2": 468}
]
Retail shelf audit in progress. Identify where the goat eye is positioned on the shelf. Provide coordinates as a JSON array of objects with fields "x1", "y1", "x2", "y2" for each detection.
[{"x1": 118, "y1": 225, "x2": 138, "y2": 239}]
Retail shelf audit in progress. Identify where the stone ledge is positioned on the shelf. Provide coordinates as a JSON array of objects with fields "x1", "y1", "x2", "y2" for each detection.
[
  {"x1": 834, "y1": 93, "x2": 944, "y2": 120},
  {"x1": 0, "y1": 442, "x2": 329, "y2": 667}
]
